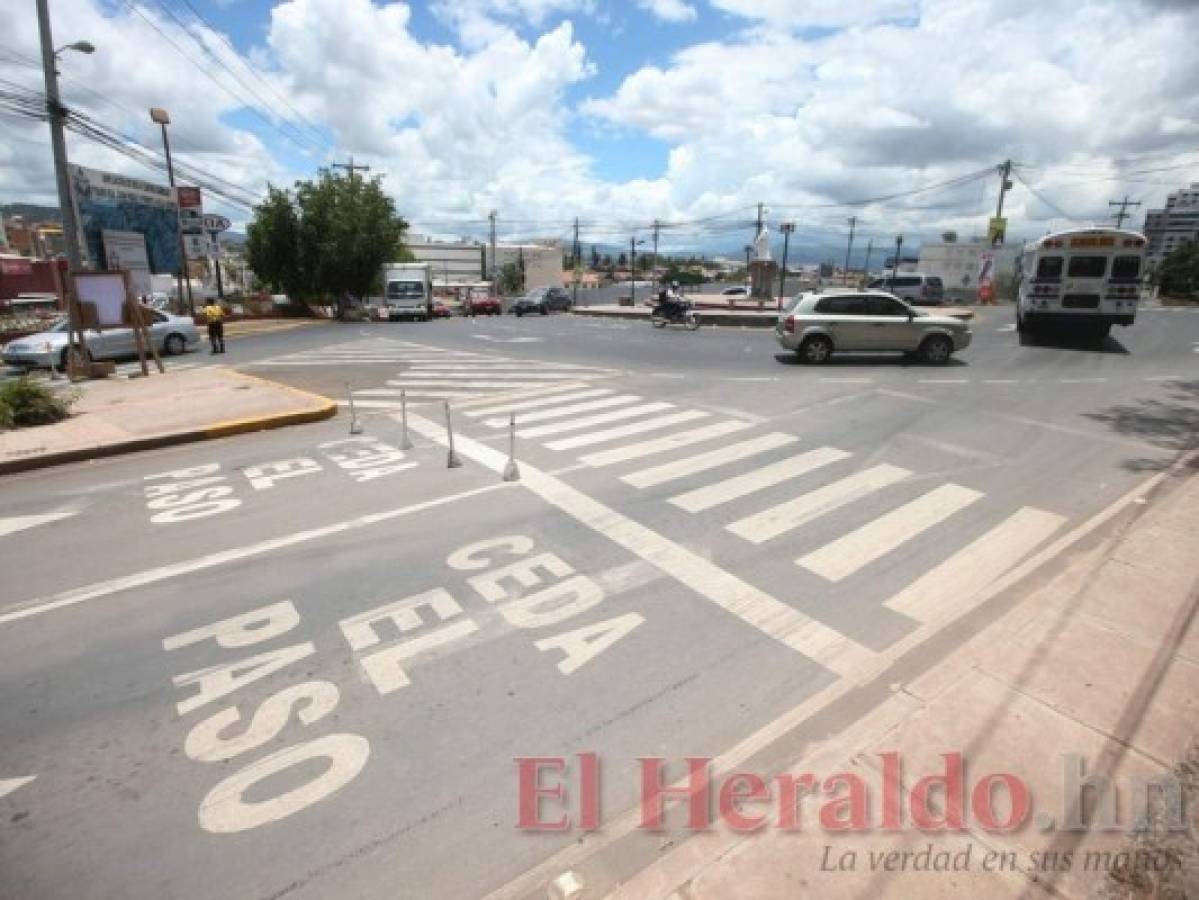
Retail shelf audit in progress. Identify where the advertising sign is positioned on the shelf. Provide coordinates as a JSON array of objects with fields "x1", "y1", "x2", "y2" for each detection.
[
  {"x1": 102, "y1": 230, "x2": 153, "y2": 297},
  {"x1": 176, "y1": 186, "x2": 204, "y2": 261},
  {"x1": 988, "y1": 216, "x2": 1007, "y2": 245},
  {"x1": 68, "y1": 164, "x2": 180, "y2": 274},
  {"x1": 202, "y1": 214, "x2": 231, "y2": 233}
]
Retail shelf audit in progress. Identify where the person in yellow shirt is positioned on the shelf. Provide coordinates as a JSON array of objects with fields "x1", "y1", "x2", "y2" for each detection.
[{"x1": 203, "y1": 302, "x2": 226, "y2": 354}]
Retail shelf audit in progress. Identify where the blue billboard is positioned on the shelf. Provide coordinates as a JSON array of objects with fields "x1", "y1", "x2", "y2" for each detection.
[{"x1": 68, "y1": 165, "x2": 181, "y2": 274}]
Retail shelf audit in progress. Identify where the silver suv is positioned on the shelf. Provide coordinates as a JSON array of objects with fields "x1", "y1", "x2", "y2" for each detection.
[
  {"x1": 776, "y1": 290, "x2": 971, "y2": 364},
  {"x1": 867, "y1": 272, "x2": 945, "y2": 305}
]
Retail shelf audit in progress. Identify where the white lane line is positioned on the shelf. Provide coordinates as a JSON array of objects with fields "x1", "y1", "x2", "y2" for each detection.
[
  {"x1": 579, "y1": 421, "x2": 756, "y2": 468},
  {"x1": 381, "y1": 380, "x2": 550, "y2": 389},
  {"x1": 465, "y1": 388, "x2": 612, "y2": 417},
  {"x1": 621, "y1": 433, "x2": 799, "y2": 489},
  {"x1": 997, "y1": 324, "x2": 1016, "y2": 332},
  {"x1": 250, "y1": 358, "x2": 445, "y2": 366},
  {"x1": 544, "y1": 410, "x2": 710, "y2": 452},
  {"x1": 1143, "y1": 375, "x2": 1183, "y2": 382},
  {"x1": 884, "y1": 507, "x2": 1066, "y2": 622},
  {"x1": 727, "y1": 464, "x2": 911, "y2": 545},
  {"x1": 389, "y1": 372, "x2": 597, "y2": 382},
  {"x1": 819, "y1": 377, "x2": 874, "y2": 384},
  {"x1": 796, "y1": 483, "x2": 984, "y2": 582},
  {"x1": 483, "y1": 395, "x2": 641, "y2": 428},
  {"x1": 407, "y1": 413, "x2": 874, "y2": 676},
  {"x1": 0, "y1": 483, "x2": 512, "y2": 627},
  {"x1": 917, "y1": 378, "x2": 969, "y2": 384},
  {"x1": 407, "y1": 363, "x2": 608, "y2": 372},
  {"x1": 670, "y1": 447, "x2": 850, "y2": 513},
  {"x1": 983, "y1": 379, "x2": 1019, "y2": 384},
  {"x1": 519, "y1": 403, "x2": 675, "y2": 439},
  {"x1": 0, "y1": 510, "x2": 78, "y2": 538},
  {"x1": 0, "y1": 776, "x2": 36, "y2": 799},
  {"x1": 1059, "y1": 377, "x2": 1108, "y2": 384}
]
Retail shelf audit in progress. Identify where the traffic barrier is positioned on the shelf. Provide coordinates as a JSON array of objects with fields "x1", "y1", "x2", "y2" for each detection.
[
  {"x1": 346, "y1": 382, "x2": 364, "y2": 435},
  {"x1": 503, "y1": 412, "x2": 520, "y2": 482},
  {"x1": 444, "y1": 400, "x2": 463, "y2": 469}
]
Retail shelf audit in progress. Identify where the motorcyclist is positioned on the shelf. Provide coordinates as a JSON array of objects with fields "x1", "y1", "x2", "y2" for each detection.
[{"x1": 657, "y1": 281, "x2": 684, "y2": 319}]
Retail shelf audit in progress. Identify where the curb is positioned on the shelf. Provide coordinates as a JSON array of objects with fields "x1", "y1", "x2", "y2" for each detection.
[{"x1": 0, "y1": 373, "x2": 337, "y2": 476}]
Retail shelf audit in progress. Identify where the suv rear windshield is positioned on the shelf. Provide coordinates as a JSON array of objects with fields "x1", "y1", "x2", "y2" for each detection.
[
  {"x1": 1111, "y1": 256, "x2": 1141, "y2": 279},
  {"x1": 1036, "y1": 256, "x2": 1064, "y2": 278},
  {"x1": 1066, "y1": 256, "x2": 1107, "y2": 278}
]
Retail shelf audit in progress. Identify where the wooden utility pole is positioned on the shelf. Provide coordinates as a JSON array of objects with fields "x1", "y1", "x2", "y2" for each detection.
[
  {"x1": 331, "y1": 156, "x2": 371, "y2": 181},
  {"x1": 1108, "y1": 196, "x2": 1141, "y2": 230}
]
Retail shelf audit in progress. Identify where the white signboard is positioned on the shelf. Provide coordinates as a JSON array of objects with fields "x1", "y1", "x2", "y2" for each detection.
[
  {"x1": 74, "y1": 271, "x2": 128, "y2": 328},
  {"x1": 102, "y1": 230, "x2": 153, "y2": 297}
]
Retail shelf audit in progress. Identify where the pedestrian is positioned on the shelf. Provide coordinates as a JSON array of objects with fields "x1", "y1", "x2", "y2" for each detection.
[{"x1": 203, "y1": 300, "x2": 226, "y2": 353}]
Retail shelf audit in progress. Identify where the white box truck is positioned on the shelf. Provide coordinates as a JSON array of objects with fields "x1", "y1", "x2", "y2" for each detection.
[{"x1": 381, "y1": 263, "x2": 434, "y2": 321}]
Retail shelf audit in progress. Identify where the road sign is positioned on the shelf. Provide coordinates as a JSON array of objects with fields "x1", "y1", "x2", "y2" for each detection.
[{"x1": 202, "y1": 214, "x2": 231, "y2": 233}]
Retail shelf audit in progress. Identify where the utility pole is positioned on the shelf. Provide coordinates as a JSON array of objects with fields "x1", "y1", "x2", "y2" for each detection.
[
  {"x1": 891, "y1": 235, "x2": 904, "y2": 286},
  {"x1": 844, "y1": 216, "x2": 857, "y2": 285},
  {"x1": 36, "y1": 0, "x2": 86, "y2": 377},
  {"x1": 778, "y1": 221, "x2": 795, "y2": 307},
  {"x1": 1108, "y1": 196, "x2": 1141, "y2": 230},
  {"x1": 630, "y1": 236, "x2": 637, "y2": 306},
  {"x1": 992, "y1": 159, "x2": 1013, "y2": 246},
  {"x1": 331, "y1": 156, "x2": 371, "y2": 182},
  {"x1": 651, "y1": 218, "x2": 660, "y2": 287},
  {"x1": 862, "y1": 238, "x2": 874, "y2": 283},
  {"x1": 488, "y1": 210, "x2": 497, "y2": 289},
  {"x1": 572, "y1": 216, "x2": 580, "y2": 306}
]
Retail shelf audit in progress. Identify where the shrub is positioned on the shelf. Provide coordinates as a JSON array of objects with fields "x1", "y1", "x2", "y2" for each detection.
[{"x1": 0, "y1": 377, "x2": 77, "y2": 429}]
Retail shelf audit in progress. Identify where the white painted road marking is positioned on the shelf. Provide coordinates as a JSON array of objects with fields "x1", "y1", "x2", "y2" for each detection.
[
  {"x1": 727, "y1": 464, "x2": 911, "y2": 545},
  {"x1": 579, "y1": 420, "x2": 755, "y2": 468},
  {"x1": 544, "y1": 410, "x2": 710, "y2": 452},
  {"x1": 0, "y1": 484, "x2": 512, "y2": 627},
  {"x1": 519, "y1": 402, "x2": 676, "y2": 438},
  {"x1": 621, "y1": 433, "x2": 799, "y2": 490},
  {"x1": 0, "y1": 776, "x2": 36, "y2": 799},
  {"x1": 669, "y1": 447, "x2": 850, "y2": 513},
  {"x1": 796, "y1": 483, "x2": 984, "y2": 582},
  {"x1": 466, "y1": 388, "x2": 612, "y2": 418},
  {"x1": 884, "y1": 507, "x2": 1066, "y2": 622},
  {"x1": 484, "y1": 394, "x2": 640, "y2": 428},
  {"x1": 0, "y1": 510, "x2": 78, "y2": 538},
  {"x1": 406, "y1": 413, "x2": 873, "y2": 675}
]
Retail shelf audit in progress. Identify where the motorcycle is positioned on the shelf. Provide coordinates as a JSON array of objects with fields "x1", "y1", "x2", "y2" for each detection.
[{"x1": 650, "y1": 297, "x2": 700, "y2": 330}]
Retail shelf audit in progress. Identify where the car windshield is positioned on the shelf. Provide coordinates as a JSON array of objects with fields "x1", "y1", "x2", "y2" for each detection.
[{"x1": 386, "y1": 281, "x2": 424, "y2": 299}]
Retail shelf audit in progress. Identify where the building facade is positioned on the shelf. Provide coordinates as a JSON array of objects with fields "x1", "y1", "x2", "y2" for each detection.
[
  {"x1": 1143, "y1": 182, "x2": 1199, "y2": 269},
  {"x1": 405, "y1": 235, "x2": 564, "y2": 291}
]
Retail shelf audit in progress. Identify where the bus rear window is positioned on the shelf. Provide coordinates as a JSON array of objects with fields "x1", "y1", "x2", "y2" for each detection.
[
  {"x1": 1067, "y1": 256, "x2": 1106, "y2": 278},
  {"x1": 1036, "y1": 257, "x2": 1063, "y2": 278},
  {"x1": 1111, "y1": 256, "x2": 1141, "y2": 279}
]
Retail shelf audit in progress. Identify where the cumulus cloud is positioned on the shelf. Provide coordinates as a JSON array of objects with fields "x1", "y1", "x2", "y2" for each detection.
[
  {"x1": 708, "y1": 0, "x2": 918, "y2": 27},
  {"x1": 638, "y1": 0, "x2": 699, "y2": 23}
]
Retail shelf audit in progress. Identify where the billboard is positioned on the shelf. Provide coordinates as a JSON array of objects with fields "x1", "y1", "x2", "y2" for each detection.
[
  {"x1": 102, "y1": 229, "x2": 153, "y2": 296},
  {"x1": 68, "y1": 164, "x2": 180, "y2": 275},
  {"x1": 176, "y1": 186, "x2": 206, "y2": 260}
]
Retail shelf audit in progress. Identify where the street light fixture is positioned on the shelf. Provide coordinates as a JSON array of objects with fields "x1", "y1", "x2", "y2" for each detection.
[
  {"x1": 54, "y1": 40, "x2": 94, "y2": 59},
  {"x1": 149, "y1": 106, "x2": 192, "y2": 313}
]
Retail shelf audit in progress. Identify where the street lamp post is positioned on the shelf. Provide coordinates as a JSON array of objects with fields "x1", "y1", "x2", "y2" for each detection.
[
  {"x1": 629, "y1": 237, "x2": 645, "y2": 306},
  {"x1": 891, "y1": 235, "x2": 904, "y2": 288},
  {"x1": 149, "y1": 106, "x2": 193, "y2": 315},
  {"x1": 779, "y1": 222, "x2": 795, "y2": 309},
  {"x1": 35, "y1": 0, "x2": 92, "y2": 378}
]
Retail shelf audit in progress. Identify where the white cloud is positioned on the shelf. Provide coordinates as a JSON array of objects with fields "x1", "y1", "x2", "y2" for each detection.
[
  {"x1": 638, "y1": 0, "x2": 699, "y2": 23},
  {"x1": 708, "y1": 0, "x2": 918, "y2": 27}
]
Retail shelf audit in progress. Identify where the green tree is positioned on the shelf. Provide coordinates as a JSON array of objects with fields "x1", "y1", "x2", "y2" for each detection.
[
  {"x1": 245, "y1": 186, "x2": 302, "y2": 297},
  {"x1": 244, "y1": 169, "x2": 409, "y2": 317},
  {"x1": 1157, "y1": 240, "x2": 1199, "y2": 300},
  {"x1": 498, "y1": 262, "x2": 524, "y2": 294}
]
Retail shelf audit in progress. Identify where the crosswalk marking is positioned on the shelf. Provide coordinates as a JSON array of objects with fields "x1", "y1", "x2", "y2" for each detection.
[
  {"x1": 384, "y1": 379, "x2": 551, "y2": 389},
  {"x1": 389, "y1": 372, "x2": 593, "y2": 381},
  {"x1": 519, "y1": 402, "x2": 676, "y2": 438},
  {"x1": 669, "y1": 447, "x2": 850, "y2": 513},
  {"x1": 408, "y1": 363, "x2": 604, "y2": 372},
  {"x1": 578, "y1": 420, "x2": 755, "y2": 468},
  {"x1": 796, "y1": 483, "x2": 984, "y2": 582},
  {"x1": 883, "y1": 507, "x2": 1066, "y2": 622},
  {"x1": 621, "y1": 433, "x2": 800, "y2": 490},
  {"x1": 352, "y1": 388, "x2": 478, "y2": 399},
  {"x1": 727, "y1": 464, "x2": 911, "y2": 545},
  {"x1": 466, "y1": 388, "x2": 613, "y2": 417},
  {"x1": 484, "y1": 395, "x2": 642, "y2": 428},
  {"x1": 544, "y1": 410, "x2": 711, "y2": 452}
]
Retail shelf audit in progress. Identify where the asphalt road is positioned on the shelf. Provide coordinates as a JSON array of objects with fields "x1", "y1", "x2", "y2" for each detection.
[{"x1": 1, "y1": 305, "x2": 1197, "y2": 900}]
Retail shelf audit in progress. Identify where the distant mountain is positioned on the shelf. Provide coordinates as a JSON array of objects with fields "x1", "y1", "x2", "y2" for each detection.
[{"x1": 2, "y1": 203, "x2": 61, "y2": 223}]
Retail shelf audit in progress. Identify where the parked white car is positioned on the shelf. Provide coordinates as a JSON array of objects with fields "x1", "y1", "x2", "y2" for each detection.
[{"x1": 2, "y1": 311, "x2": 202, "y2": 370}]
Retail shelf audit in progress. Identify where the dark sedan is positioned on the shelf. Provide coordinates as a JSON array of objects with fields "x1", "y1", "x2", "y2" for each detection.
[{"x1": 508, "y1": 287, "x2": 573, "y2": 316}]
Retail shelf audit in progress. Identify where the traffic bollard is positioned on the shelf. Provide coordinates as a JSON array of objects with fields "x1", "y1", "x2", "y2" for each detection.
[
  {"x1": 502, "y1": 412, "x2": 520, "y2": 482},
  {"x1": 347, "y1": 383, "x2": 364, "y2": 435},
  {"x1": 445, "y1": 400, "x2": 463, "y2": 469},
  {"x1": 400, "y1": 389, "x2": 414, "y2": 450}
]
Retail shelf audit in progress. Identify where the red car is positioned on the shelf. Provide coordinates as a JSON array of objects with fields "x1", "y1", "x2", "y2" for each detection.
[
  {"x1": 466, "y1": 296, "x2": 502, "y2": 316},
  {"x1": 431, "y1": 301, "x2": 454, "y2": 318}
]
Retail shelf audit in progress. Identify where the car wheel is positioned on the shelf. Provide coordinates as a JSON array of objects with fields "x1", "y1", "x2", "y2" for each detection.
[
  {"x1": 164, "y1": 333, "x2": 186, "y2": 355},
  {"x1": 799, "y1": 334, "x2": 833, "y2": 364},
  {"x1": 919, "y1": 334, "x2": 954, "y2": 365}
]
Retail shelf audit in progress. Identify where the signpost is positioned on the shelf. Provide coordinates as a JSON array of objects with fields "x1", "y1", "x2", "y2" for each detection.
[{"x1": 203, "y1": 213, "x2": 231, "y2": 301}]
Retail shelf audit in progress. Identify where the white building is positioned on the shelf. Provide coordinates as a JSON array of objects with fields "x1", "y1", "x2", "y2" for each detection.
[
  {"x1": 406, "y1": 235, "x2": 563, "y2": 291},
  {"x1": 1143, "y1": 183, "x2": 1199, "y2": 269},
  {"x1": 918, "y1": 238, "x2": 1021, "y2": 299}
]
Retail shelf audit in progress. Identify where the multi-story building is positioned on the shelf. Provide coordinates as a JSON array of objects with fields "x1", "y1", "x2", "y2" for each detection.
[
  {"x1": 917, "y1": 238, "x2": 1021, "y2": 300},
  {"x1": 406, "y1": 235, "x2": 563, "y2": 291},
  {"x1": 1143, "y1": 182, "x2": 1199, "y2": 269}
]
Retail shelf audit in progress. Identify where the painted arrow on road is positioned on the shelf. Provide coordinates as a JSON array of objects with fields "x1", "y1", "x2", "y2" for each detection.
[
  {"x1": 0, "y1": 776, "x2": 36, "y2": 800},
  {"x1": 0, "y1": 510, "x2": 78, "y2": 538}
]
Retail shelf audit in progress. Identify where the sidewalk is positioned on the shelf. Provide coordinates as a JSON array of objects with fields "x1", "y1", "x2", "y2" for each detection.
[
  {"x1": 0, "y1": 367, "x2": 336, "y2": 475},
  {"x1": 604, "y1": 459, "x2": 1199, "y2": 900}
]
